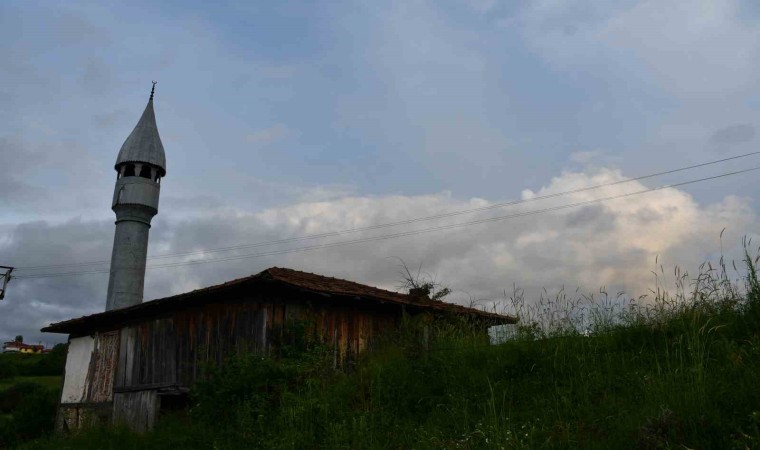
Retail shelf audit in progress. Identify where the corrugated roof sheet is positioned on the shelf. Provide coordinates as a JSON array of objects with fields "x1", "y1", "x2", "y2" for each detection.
[{"x1": 42, "y1": 267, "x2": 516, "y2": 334}]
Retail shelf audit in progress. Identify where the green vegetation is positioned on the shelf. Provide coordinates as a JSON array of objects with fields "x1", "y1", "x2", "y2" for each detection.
[
  {"x1": 0, "y1": 345, "x2": 65, "y2": 447},
  {"x1": 16, "y1": 242, "x2": 760, "y2": 449},
  {"x1": 0, "y1": 377, "x2": 61, "y2": 393},
  {"x1": 0, "y1": 344, "x2": 66, "y2": 379},
  {"x1": 0, "y1": 380, "x2": 59, "y2": 448}
]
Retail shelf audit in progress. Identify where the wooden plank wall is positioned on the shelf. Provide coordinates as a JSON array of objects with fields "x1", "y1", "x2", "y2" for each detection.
[
  {"x1": 112, "y1": 391, "x2": 159, "y2": 433},
  {"x1": 174, "y1": 301, "x2": 268, "y2": 387},
  {"x1": 115, "y1": 319, "x2": 177, "y2": 388},
  {"x1": 279, "y1": 302, "x2": 398, "y2": 369},
  {"x1": 114, "y1": 302, "x2": 269, "y2": 390},
  {"x1": 84, "y1": 331, "x2": 119, "y2": 402},
  {"x1": 59, "y1": 287, "x2": 492, "y2": 434},
  {"x1": 113, "y1": 296, "x2": 399, "y2": 391}
]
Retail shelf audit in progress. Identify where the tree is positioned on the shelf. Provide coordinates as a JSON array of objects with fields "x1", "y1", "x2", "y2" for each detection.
[{"x1": 13, "y1": 336, "x2": 22, "y2": 343}]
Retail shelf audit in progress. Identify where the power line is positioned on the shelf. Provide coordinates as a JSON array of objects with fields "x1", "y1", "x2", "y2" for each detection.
[
  {"x1": 14, "y1": 166, "x2": 758, "y2": 280},
  {"x1": 14, "y1": 151, "x2": 760, "y2": 272}
]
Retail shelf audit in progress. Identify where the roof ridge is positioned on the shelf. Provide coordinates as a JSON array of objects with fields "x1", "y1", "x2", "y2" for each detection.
[{"x1": 266, "y1": 266, "x2": 405, "y2": 296}]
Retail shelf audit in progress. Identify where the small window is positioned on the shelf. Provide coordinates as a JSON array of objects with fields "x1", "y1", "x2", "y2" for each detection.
[
  {"x1": 124, "y1": 164, "x2": 135, "y2": 177},
  {"x1": 139, "y1": 164, "x2": 152, "y2": 179}
]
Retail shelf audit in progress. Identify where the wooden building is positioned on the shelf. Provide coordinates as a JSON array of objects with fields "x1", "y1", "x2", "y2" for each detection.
[{"x1": 42, "y1": 267, "x2": 516, "y2": 432}]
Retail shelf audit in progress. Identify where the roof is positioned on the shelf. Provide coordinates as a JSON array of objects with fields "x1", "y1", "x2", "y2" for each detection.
[
  {"x1": 42, "y1": 267, "x2": 516, "y2": 334},
  {"x1": 115, "y1": 97, "x2": 166, "y2": 175}
]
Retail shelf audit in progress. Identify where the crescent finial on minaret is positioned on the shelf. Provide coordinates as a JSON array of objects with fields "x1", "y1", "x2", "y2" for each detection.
[{"x1": 150, "y1": 81, "x2": 157, "y2": 101}]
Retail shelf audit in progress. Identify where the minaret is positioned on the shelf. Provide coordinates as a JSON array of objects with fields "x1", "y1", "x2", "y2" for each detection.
[{"x1": 106, "y1": 82, "x2": 166, "y2": 311}]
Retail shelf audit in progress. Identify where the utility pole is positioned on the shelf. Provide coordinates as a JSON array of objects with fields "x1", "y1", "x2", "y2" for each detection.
[{"x1": 0, "y1": 266, "x2": 13, "y2": 300}]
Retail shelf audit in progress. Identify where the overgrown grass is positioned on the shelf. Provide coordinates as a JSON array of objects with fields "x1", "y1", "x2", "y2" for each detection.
[
  {"x1": 0, "y1": 345, "x2": 66, "y2": 381},
  {"x1": 19, "y1": 240, "x2": 760, "y2": 449},
  {"x1": 0, "y1": 376, "x2": 61, "y2": 393},
  {"x1": 1, "y1": 381, "x2": 58, "y2": 448}
]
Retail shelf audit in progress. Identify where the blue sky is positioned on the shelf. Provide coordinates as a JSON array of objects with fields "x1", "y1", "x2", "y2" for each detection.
[{"x1": 2, "y1": 0, "x2": 760, "y2": 344}]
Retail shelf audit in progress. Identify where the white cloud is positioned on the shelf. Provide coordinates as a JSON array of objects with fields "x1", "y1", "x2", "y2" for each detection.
[
  {"x1": 3, "y1": 166, "x2": 757, "y2": 344},
  {"x1": 208, "y1": 168, "x2": 756, "y2": 303}
]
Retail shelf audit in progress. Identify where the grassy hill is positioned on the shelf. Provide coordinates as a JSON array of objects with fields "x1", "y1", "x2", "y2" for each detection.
[
  {"x1": 0, "y1": 376, "x2": 60, "y2": 393},
  {"x1": 0, "y1": 349, "x2": 64, "y2": 448},
  {"x1": 17, "y1": 247, "x2": 760, "y2": 449}
]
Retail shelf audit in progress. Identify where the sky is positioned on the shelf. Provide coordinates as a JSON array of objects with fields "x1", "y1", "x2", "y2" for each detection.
[{"x1": 1, "y1": 0, "x2": 760, "y2": 345}]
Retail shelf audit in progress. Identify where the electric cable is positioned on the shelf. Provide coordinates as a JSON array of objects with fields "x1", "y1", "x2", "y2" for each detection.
[
  {"x1": 14, "y1": 151, "x2": 760, "y2": 272},
  {"x1": 13, "y1": 165, "x2": 758, "y2": 279}
]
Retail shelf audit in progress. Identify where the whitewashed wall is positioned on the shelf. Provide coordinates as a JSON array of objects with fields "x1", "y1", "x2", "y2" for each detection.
[{"x1": 60, "y1": 336, "x2": 95, "y2": 404}]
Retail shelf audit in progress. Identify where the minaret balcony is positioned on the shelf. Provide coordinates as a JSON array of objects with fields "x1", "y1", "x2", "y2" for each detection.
[{"x1": 112, "y1": 175, "x2": 160, "y2": 212}]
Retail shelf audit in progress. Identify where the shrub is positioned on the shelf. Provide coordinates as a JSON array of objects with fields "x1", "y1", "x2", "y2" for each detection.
[
  {"x1": 0, "y1": 358, "x2": 18, "y2": 380},
  {"x1": 13, "y1": 385, "x2": 57, "y2": 440},
  {"x1": 0, "y1": 382, "x2": 57, "y2": 446},
  {"x1": 28, "y1": 344, "x2": 66, "y2": 377},
  {"x1": 0, "y1": 382, "x2": 45, "y2": 413},
  {"x1": 0, "y1": 415, "x2": 17, "y2": 449}
]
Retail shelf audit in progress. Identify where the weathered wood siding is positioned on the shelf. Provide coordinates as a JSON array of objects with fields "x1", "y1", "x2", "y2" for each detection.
[
  {"x1": 113, "y1": 295, "x2": 398, "y2": 392},
  {"x1": 59, "y1": 288, "x2": 403, "y2": 433},
  {"x1": 115, "y1": 319, "x2": 178, "y2": 388},
  {"x1": 270, "y1": 298, "x2": 399, "y2": 367},
  {"x1": 84, "y1": 331, "x2": 119, "y2": 402},
  {"x1": 114, "y1": 303, "x2": 269, "y2": 390},
  {"x1": 113, "y1": 391, "x2": 159, "y2": 433}
]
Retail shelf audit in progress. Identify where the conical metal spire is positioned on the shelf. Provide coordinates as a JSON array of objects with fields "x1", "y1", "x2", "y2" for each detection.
[{"x1": 115, "y1": 83, "x2": 167, "y2": 175}]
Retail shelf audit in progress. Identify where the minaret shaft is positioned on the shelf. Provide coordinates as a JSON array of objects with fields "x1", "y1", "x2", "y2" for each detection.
[{"x1": 106, "y1": 207, "x2": 153, "y2": 310}]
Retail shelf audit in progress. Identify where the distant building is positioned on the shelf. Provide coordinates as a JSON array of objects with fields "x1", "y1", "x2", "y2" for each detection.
[{"x1": 2, "y1": 341, "x2": 45, "y2": 354}]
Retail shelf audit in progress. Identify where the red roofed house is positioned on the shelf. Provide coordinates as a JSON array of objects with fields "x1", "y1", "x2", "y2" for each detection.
[{"x1": 2, "y1": 341, "x2": 45, "y2": 354}]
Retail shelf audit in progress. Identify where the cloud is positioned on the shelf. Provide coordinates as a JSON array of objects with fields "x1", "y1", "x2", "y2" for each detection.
[
  {"x1": 3, "y1": 0, "x2": 760, "y2": 346},
  {"x1": 245, "y1": 124, "x2": 290, "y2": 145},
  {"x1": 505, "y1": 0, "x2": 760, "y2": 97},
  {"x1": 0, "y1": 219, "x2": 113, "y2": 345},
  {"x1": 710, "y1": 124, "x2": 756, "y2": 145},
  {"x1": 4, "y1": 166, "x2": 756, "y2": 344}
]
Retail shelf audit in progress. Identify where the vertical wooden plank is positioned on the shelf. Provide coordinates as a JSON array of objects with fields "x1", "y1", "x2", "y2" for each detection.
[
  {"x1": 256, "y1": 307, "x2": 267, "y2": 351},
  {"x1": 85, "y1": 331, "x2": 120, "y2": 403},
  {"x1": 112, "y1": 391, "x2": 159, "y2": 433},
  {"x1": 115, "y1": 327, "x2": 140, "y2": 389}
]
